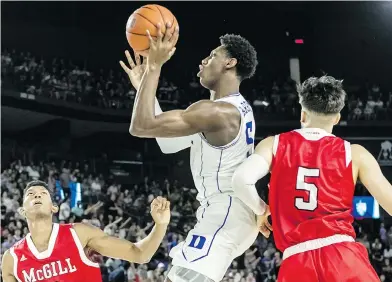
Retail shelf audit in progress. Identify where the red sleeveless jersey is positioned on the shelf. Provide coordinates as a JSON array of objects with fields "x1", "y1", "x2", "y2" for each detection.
[
  {"x1": 10, "y1": 223, "x2": 102, "y2": 282},
  {"x1": 269, "y1": 128, "x2": 356, "y2": 253}
]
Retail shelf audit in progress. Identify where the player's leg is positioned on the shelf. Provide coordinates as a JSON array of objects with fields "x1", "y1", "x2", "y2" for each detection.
[
  {"x1": 165, "y1": 266, "x2": 214, "y2": 282},
  {"x1": 168, "y1": 196, "x2": 258, "y2": 282},
  {"x1": 277, "y1": 251, "x2": 319, "y2": 282},
  {"x1": 316, "y1": 241, "x2": 379, "y2": 282}
]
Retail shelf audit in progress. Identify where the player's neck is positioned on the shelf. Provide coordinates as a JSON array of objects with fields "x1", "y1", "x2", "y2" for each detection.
[
  {"x1": 303, "y1": 124, "x2": 333, "y2": 134},
  {"x1": 210, "y1": 77, "x2": 240, "y2": 100},
  {"x1": 27, "y1": 218, "x2": 54, "y2": 249}
]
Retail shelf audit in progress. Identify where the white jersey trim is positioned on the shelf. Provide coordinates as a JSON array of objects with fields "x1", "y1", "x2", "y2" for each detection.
[
  {"x1": 282, "y1": 234, "x2": 355, "y2": 260},
  {"x1": 69, "y1": 228, "x2": 100, "y2": 268},
  {"x1": 26, "y1": 223, "x2": 59, "y2": 260},
  {"x1": 294, "y1": 128, "x2": 335, "y2": 140},
  {"x1": 272, "y1": 135, "x2": 280, "y2": 156},
  {"x1": 10, "y1": 247, "x2": 23, "y2": 282},
  {"x1": 344, "y1": 141, "x2": 352, "y2": 167}
]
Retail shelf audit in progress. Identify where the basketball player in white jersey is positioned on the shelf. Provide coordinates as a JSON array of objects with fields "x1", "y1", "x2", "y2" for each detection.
[{"x1": 120, "y1": 23, "x2": 266, "y2": 282}]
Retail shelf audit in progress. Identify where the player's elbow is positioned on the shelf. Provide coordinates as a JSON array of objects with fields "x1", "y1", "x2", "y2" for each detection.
[
  {"x1": 231, "y1": 169, "x2": 246, "y2": 191},
  {"x1": 129, "y1": 123, "x2": 141, "y2": 137},
  {"x1": 134, "y1": 255, "x2": 151, "y2": 264},
  {"x1": 129, "y1": 124, "x2": 148, "y2": 138},
  {"x1": 128, "y1": 245, "x2": 152, "y2": 264},
  {"x1": 134, "y1": 251, "x2": 152, "y2": 264}
]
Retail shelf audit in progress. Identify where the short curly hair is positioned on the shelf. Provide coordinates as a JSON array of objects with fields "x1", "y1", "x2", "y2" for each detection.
[
  {"x1": 297, "y1": 75, "x2": 346, "y2": 115},
  {"x1": 219, "y1": 34, "x2": 258, "y2": 81}
]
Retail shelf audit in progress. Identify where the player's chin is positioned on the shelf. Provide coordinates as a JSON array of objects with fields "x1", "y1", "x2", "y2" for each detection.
[{"x1": 199, "y1": 77, "x2": 212, "y2": 89}]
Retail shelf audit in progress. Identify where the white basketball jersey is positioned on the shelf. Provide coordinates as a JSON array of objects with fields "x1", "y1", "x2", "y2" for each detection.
[{"x1": 189, "y1": 93, "x2": 255, "y2": 204}]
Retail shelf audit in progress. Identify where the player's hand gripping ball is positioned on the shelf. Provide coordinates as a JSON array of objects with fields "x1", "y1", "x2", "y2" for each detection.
[{"x1": 126, "y1": 4, "x2": 179, "y2": 57}]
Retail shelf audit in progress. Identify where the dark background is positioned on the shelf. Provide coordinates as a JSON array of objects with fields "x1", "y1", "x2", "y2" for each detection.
[
  {"x1": 2, "y1": 0, "x2": 392, "y2": 186},
  {"x1": 2, "y1": 1, "x2": 392, "y2": 87}
]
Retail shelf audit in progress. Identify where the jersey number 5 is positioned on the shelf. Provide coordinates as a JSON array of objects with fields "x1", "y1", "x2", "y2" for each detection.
[
  {"x1": 245, "y1": 121, "x2": 254, "y2": 157},
  {"x1": 295, "y1": 167, "x2": 319, "y2": 211},
  {"x1": 245, "y1": 121, "x2": 254, "y2": 145}
]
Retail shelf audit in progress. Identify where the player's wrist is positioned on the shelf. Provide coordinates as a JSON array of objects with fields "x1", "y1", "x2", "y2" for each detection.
[
  {"x1": 154, "y1": 222, "x2": 169, "y2": 229},
  {"x1": 147, "y1": 63, "x2": 162, "y2": 72}
]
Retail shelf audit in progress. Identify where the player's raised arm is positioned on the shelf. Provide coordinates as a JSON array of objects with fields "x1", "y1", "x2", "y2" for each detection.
[
  {"x1": 120, "y1": 23, "x2": 235, "y2": 139},
  {"x1": 352, "y1": 144, "x2": 392, "y2": 215},
  {"x1": 1, "y1": 250, "x2": 17, "y2": 282},
  {"x1": 119, "y1": 50, "x2": 195, "y2": 153},
  {"x1": 133, "y1": 99, "x2": 236, "y2": 138},
  {"x1": 74, "y1": 197, "x2": 170, "y2": 264}
]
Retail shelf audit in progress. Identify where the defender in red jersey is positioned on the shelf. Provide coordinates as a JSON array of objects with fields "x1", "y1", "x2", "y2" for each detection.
[
  {"x1": 232, "y1": 76, "x2": 392, "y2": 282},
  {"x1": 2, "y1": 180, "x2": 171, "y2": 282}
]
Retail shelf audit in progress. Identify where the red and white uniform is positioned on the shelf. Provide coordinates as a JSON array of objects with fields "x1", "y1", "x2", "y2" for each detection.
[
  {"x1": 9, "y1": 223, "x2": 102, "y2": 282},
  {"x1": 269, "y1": 128, "x2": 378, "y2": 282}
]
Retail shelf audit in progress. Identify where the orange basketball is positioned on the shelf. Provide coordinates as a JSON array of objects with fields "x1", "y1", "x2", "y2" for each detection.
[{"x1": 126, "y1": 4, "x2": 179, "y2": 57}]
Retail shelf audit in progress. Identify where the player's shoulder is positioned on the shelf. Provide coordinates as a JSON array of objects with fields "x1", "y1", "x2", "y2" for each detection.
[
  {"x1": 351, "y1": 143, "x2": 371, "y2": 162},
  {"x1": 187, "y1": 99, "x2": 240, "y2": 119},
  {"x1": 11, "y1": 236, "x2": 27, "y2": 251},
  {"x1": 1, "y1": 248, "x2": 14, "y2": 270},
  {"x1": 351, "y1": 143, "x2": 367, "y2": 152},
  {"x1": 71, "y1": 222, "x2": 92, "y2": 235},
  {"x1": 72, "y1": 222, "x2": 103, "y2": 247},
  {"x1": 255, "y1": 136, "x2": 275, "y2": 151}
]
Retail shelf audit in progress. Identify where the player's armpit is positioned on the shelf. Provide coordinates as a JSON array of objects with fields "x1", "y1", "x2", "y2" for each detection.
[
  {"x1": 73, "y1": 222, "x2": 167, "y2": 264},
  {"x1": 1, "y1": 250, "x2": 17, "y2": 282},
  {"x1": 352, "y1": 144, "x2": 392, "y2": 215},
  {"x1": 130, "y1": 100, "x2": 238, "y2": 138}
]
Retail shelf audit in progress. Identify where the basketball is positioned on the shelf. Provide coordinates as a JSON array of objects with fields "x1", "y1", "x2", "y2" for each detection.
[{"x1": 126, "y1": 4, "x2": 179, "y2": 57}]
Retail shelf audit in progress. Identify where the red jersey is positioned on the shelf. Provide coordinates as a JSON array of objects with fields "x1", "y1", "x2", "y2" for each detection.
[
  {"x1": 269, "y1": 128, "x2": 356, "y2": 253},
  {"x1": 10, "y1": 223, "x2": 102, "y2": 282}
]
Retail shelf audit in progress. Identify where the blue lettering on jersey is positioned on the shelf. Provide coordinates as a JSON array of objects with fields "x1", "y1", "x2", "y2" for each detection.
[
  {"x1": 239, "y1": 101, "x2": 252, "y2": 116},
  {"x1": 188, "y1": 235, "x2": 206, "y2": 250},
  {"x1": 245, "y1": 121, "x2": 254, "y2": 145}
]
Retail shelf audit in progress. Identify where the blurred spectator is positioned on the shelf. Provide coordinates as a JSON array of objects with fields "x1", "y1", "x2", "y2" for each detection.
[
  {"x1": 2, "y1": 48, "x2": 392, "y2": 282},
  {"x1": 3, "y1": 48, "x2": 392, "y2": 122}
]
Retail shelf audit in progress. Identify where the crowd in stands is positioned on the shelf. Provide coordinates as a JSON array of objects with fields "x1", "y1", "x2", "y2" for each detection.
[
  {"x1": 0, "y1": 143, "x2": 391, "y2": 282},
  {"x1": 1, "y1": 48, "x2": 392, "y2": 281},
  {"x1": 2, "y1": 49, "x2": 392, "y2": 121},
  {"x1": 0, "y1": 151, "x2": 281, "y2": 282}
]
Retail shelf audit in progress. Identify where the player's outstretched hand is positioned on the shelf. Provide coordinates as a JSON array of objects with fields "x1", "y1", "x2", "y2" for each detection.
[
  {"x1": 119, "y1": 50, "x2": 146, "y2": 91},
  {"x1": 146, "y1": 22, "x2": 179, "y2": 70},
  {"x1": 150, "y1": 196, "x2": 171, "y2": 226},
  {"x1": 257, "y1": 205, "x2": 273, "y2": 238}
]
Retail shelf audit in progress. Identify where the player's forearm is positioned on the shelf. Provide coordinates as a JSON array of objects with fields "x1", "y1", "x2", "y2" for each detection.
[
  {"x1": 232, "y1": 154, "x2": 269, "y2": 215},
  {"x1": 234, "y1": 182, "x2": 267, "y2": 215},
  {"x1": 133, "y1": 223, "x2": 168, "y2": 263},
  {"x1": 130, "y1": 67, "x2": 162, "y2": 136},
  {"x1": 154, "y1": 97, "x2": 193, "y2": 153}
]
